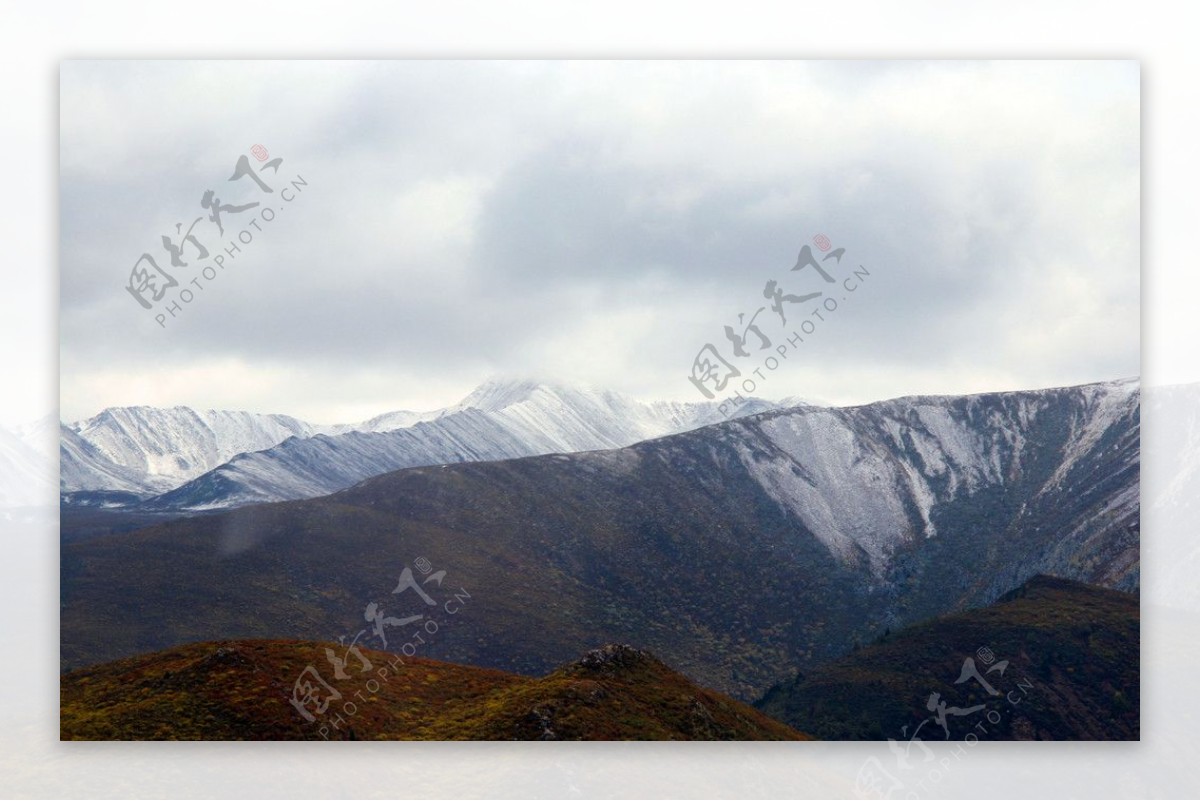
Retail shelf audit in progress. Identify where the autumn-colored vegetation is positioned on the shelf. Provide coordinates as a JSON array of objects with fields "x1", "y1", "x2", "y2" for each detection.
[{"x1": 61, "y1": 641, "x2": 807, "y2": 741}]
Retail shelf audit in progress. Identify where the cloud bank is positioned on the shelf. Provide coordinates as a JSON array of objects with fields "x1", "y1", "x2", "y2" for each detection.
[{"x1": 60, "y1": 60, "x2": 1139, "y2": 423}]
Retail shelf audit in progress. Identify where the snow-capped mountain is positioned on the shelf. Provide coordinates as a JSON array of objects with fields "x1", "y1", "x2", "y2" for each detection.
[
  {"x1": 445, "y1": 378, "x2": 779, "y2": 451},
  {"x1": 60, "y1": 407, "x2": 329, "y2": 495},
  {"x1": 138, "y1": 379, "x2": 778, "y2": 510},
  {"x1": 62, "y1": 379, "x2": 1140, "y2": 699}
]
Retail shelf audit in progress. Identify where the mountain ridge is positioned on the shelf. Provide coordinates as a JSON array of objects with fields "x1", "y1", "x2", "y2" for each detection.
[
  {"x1": 70, "y1": 378, "x2": 777, "y2": 510},
  {"x1": 60, "y1": 638, "x2": 807, "y2": 741}
]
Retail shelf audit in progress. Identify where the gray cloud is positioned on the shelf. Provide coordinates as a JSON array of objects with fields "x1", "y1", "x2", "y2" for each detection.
[{"x1": 60, "y1": 60, "x2": 1139, "y2": 423}]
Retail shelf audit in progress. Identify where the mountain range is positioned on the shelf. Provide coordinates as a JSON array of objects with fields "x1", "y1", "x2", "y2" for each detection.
[
  {"x1": 60, "y1": 379, "x2": 778, "y2": 510},
  {"x1": 61, "y1": 378, "x2": 1139, "y2": 704},
  {"x1": 60, "y1": 407, "x2": 327, "y2": 497}
]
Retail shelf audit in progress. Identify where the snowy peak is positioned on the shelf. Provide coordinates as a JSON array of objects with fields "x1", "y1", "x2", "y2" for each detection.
[
  {"x1": 453, "y1": 377, "x2": 776, "y2": 450},
  {"x1": 454, "y1": 377, "x2": 555, "y2": 413},
  {"x1": 341, "y1": 409, "x2": 433, "y2": 434}
]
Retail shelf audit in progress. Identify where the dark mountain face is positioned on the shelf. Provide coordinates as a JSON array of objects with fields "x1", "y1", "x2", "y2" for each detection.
[
  {"x1": 754, "y1": 575, "x2": 1139, "y2": 741},
  {"x1": 60, "y1": 640, "x2": 806, "y2": 741},
  {"x1": 61, "y1": 381, "x2": 1138, "y2": 703}
]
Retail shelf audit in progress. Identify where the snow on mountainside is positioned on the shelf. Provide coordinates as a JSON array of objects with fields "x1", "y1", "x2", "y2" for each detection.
[
  {"x1": 139, "y1": 379, "x2": 778, "y2": 511},
  {"x1": 59, "y1": 424, "x2": 147, "y2": 496},
  {"x1": 330, "y1": 409, "x2": 441, "y2": 434},
  {"x1": 722, "y1": 378, "x2": 1139, "y2": 587}
]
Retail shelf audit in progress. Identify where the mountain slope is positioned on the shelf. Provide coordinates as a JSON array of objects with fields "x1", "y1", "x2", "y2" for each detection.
[
  {"x1": 755, "y1": 575, "x2": 1138, "y2": 740},
  {"x1": 61, "y1": 380, "x2": 1139, "y2": 702},
  {"x1": 60, "y1": 640, "x2": 805, "y2": 741},
  {"x1": 137, "y1": 379, "x2": 778, "y2": 510}
]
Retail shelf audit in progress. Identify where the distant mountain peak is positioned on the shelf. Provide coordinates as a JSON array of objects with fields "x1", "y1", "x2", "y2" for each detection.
[{"x1": 455, "y1": 375, "x2": 594, "y2": 412}]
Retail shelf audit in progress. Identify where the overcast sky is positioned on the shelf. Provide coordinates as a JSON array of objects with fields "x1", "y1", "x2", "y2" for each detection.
[{"x1": 59, "y1": 60, "x2": 1139, "y2": 424}]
